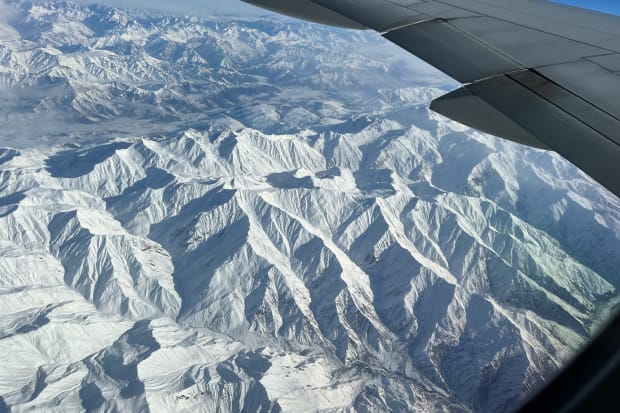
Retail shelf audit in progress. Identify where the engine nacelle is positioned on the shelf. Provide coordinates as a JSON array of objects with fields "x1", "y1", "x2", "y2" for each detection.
[{"x1": 242, "y1": 0, "x2": 365, "y2": 29}]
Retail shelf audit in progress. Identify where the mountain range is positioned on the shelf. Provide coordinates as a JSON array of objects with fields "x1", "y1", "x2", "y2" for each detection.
[{"x1": 0, "y1": 1, "x2": 619, "y2": 412}]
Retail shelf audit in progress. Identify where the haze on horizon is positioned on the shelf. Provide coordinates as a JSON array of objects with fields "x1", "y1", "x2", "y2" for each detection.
[{"x1": 73, "y1": 0, "x2": 268, "y2": 17}]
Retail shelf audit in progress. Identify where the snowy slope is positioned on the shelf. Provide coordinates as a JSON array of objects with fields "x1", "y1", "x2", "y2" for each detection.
[{"x1": 0, "y1": 1, "x2": 620, "y2": 412}]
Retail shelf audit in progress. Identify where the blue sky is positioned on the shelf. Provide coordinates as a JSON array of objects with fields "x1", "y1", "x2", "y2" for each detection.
[{"x1": 552, "y1": 0, "x2": 620, "y2": 15}]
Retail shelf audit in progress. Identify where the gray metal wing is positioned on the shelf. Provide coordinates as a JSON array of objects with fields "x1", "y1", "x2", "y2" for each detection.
[{"x1": 244, "y1": 0, "x2": 620, "y2": 198}]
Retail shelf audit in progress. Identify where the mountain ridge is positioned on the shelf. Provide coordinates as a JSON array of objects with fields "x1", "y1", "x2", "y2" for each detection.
[{"x1": 0, "y1": 1, "x2": 619, "y2": 412}]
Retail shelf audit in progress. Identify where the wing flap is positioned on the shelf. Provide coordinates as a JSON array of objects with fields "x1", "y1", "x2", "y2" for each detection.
[
  {"x1": 511, "y1": 70, "x2": 620, "y2": 147},
  {"x1": 536, "y1": 62, "x2": 620, "y2": 124},
  {"x1": 430, "y1": 87, "x2": 550, "y2": 150}
]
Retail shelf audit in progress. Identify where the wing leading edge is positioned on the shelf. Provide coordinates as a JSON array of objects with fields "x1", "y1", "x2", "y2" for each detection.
[{"x1": 244, "y1": 0, "x2": 620, "y2": 198}]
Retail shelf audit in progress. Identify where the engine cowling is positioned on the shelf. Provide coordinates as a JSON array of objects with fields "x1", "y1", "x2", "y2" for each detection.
[{"x1": 242, "y1": 0, "x2": 365, "y2": 29}]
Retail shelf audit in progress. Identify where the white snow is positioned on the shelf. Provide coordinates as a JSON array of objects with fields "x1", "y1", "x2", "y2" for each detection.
[{"x1": 0, "y1": 1, "x2": 619, "y2": 412}]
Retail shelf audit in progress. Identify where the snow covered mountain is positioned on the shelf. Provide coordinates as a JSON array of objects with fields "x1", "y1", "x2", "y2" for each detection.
[{"x1": 0, "y1": 1, "x2": 619, "y2": 412}]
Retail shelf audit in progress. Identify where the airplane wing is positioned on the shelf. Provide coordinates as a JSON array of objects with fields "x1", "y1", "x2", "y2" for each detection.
[{"x1": 245, "y1": 0, "x2": 620, "y2": 198}]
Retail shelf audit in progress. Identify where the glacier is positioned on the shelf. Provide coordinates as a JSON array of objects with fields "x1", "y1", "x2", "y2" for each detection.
[{"x1": 0, "y1": 1, "x2": 620, "y2": 412}]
